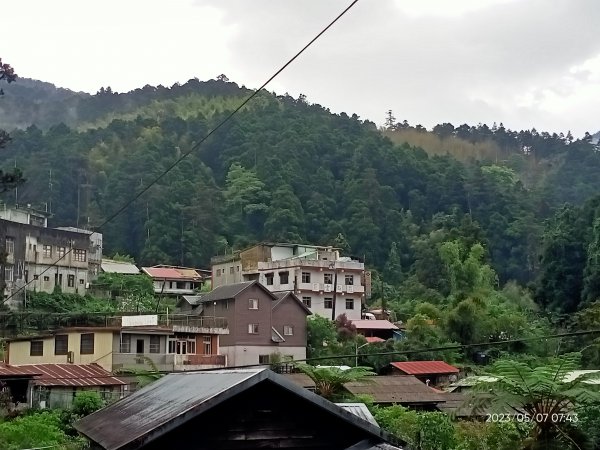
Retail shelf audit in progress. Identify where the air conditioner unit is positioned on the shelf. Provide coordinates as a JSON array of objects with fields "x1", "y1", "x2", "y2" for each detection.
[
  {"x1": 347, "y1": 286, "x2": 354, "y2": 293},
  {"x1": 324, "y1": 285, "x2": 332, "y2": 292},
  {"x1": 67, "y1": 351, "x2": 74, "y2": 363},
  {"x1": 312, "y1": 283, "x2": 319, "y2": 291},
  {"x1": 337, "y1": 285, "x2": 343, "y2": 293}
]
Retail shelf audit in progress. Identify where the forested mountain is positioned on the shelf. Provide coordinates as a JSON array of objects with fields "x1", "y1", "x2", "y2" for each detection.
[{"x1": 1, "y1": 77, "x2": 600, "y2": 314}]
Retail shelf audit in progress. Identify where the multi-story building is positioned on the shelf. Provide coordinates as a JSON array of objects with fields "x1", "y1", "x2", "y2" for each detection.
[
  {"x1": 0, "y1": 205, "x2": 101, "y2": 308},
  {"x1": 211, "y1": 243, "x2": 369, "y2": 320},
  {"x1": 177, "y1": 281, "x2": 311, "y2": 366},
  {"x1": 5, "y1": 314, "x2": 229, "y2": 372}
]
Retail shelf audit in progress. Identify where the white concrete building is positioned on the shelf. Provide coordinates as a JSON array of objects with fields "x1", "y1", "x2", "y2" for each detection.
[{"x1": 211, "y1": 243, "x2": 369, "y2": 321}]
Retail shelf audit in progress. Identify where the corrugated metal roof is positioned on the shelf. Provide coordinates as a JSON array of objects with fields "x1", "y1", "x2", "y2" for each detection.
[
  {"x1": 282, "y1": 373, "x2": 316, "y2": 388},
  {"x1": 198, "y1": 281, "x2": 270, "y2": 303},
  {"x1": 0, "y1": 363, "x2": 126, "y2": 387},
  {"x1": 335, "y1": 403, "x2": 378, "y2": 426},
  {"x1": 101, "y1": 260, "x2": 140, "y2": 274},
  {"x1": 345, "y1": 376, "x2": 443, "y2": 404},
  {"x1": 75, "y1": 368, "x2": 400, "y2": 450},
  {"x1": 390, "y1": 361, "x2": 459, "y2": 375},
  {"x1": 366, "y1": 337, "x2": 385, "y2": 343},
  {"x1": 0, "y1": 364, "x2": 42, "y2": 377},
  {"x1": 181, "y1": 295, "x2": 204, "y2": 306},
  {"x1": 142, "y1": 266, "x2": 204, "y2": 281},
  {"x1": 353, "y1": 320, "x2": 399, "y2": 330}
]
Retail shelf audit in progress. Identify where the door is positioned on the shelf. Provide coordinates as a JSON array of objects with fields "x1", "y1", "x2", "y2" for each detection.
[{"x1": 136, "y1": 339, "x2": 144, "y2": 354}]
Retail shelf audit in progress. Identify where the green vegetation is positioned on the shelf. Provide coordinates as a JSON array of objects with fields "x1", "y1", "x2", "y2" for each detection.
[{"x1": 295, "y1": 364, "x2": 375, "y2": 401}]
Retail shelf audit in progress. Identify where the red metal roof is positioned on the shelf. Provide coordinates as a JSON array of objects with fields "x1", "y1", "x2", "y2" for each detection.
[
  {"x1": 352, "y1": 320, "x2": 399, "y2": 330},
  {"x1": 0, "y1": 363, "x2": 126, "y2": 387},
  {"x1": 365, "y1": 337, "x2": 385, "y2": 343},
  {"x1": 390, "y1": 361, "x2": 459, "y2": 375}
]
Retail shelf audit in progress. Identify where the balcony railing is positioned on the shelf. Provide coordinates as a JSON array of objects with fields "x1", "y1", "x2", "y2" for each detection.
[
  {"x1": 174, "y1": 354, "x2": 226, "y2": 366},
  {"x1": 161, "y1": 315, "x2": 227, "y2": 330}
]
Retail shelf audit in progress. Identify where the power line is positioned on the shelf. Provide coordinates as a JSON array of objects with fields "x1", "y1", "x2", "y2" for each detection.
[
  {"x1": 1, "y1": 329, "x2": 596, "y2": 381},
  {"x1": 2, "y1": 0, "x2": 361, "y2": 305}
]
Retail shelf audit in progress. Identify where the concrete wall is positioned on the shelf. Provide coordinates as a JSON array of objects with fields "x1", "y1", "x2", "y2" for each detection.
[
  {"x1": 8, "y1": 331, "x2": 114, "y2": 371},
  {"x1": 220, "y1": 345, "x2": 306, "y2": 366}
]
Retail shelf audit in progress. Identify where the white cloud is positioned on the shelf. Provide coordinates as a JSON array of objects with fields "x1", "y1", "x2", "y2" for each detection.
[{"x1": 3, "y1": 0, "x2": 600, "y2": 135}]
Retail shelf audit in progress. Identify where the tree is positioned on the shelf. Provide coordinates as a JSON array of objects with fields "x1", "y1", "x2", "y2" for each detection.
[
  {"x1": 296, "y1": 364, "x2": 375, "y2": 400},
  {"x1": 0, "y1": 58, "x2": 25, "y2": 192},
  {"x1": 469, "y1": 353, "x2": 600, "y2": 449},
  {"x1": 384, "y1": 110, "x2": 396, "y2": 129},
  {"x1": 582, "y1": 216, "x2": 600, "y2": 306},
  {"x1": 306, "y1": 315, "x2": 338, "y2": 358},
  {"x1": 384, "y1": 241, "x2": 403, "y2": 285},
  {"x1": 72, "y1": 391, "x2": 104, "y2": 416},
  {"x1": 335, "y1": 313, "x2": 357, "y2": 341}
]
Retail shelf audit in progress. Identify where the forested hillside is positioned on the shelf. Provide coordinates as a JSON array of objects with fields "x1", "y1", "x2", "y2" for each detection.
[{"x1": 1, "y1": 77, "x2": 600, "y2": 316}]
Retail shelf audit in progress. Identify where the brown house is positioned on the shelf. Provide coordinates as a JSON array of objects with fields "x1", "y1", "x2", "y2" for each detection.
[
  {"x1": 182, "y1": 281, "x2": 311, "y2": 366},
  {"x1": 75, "y1": 368, "x2": 405, "y2": 450}
]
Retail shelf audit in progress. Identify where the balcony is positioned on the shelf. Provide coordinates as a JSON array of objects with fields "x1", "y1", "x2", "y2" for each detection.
[
  {"x1": 113, "y1": 353, "x2": 227, "y2": 372},
  {"x1": 257, "y1": 259, "x2": 364, "y2": 272},
  {"x1": 174, "y1": 354, "x2": 226, "y2": 370},
  {"x1": 164, "y1": 315, "x2": 229, "y2": 335},
  {"x1": 296, "y1": 282, "x2": 365, "y2": 294}
]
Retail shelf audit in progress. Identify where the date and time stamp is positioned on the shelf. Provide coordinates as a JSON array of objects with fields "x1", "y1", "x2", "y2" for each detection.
[{"x1": 486, "y1": 413, "x2": 579, "y2": 423}]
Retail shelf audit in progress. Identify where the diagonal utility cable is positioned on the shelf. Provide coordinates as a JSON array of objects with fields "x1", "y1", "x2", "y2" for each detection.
[{"x1": 3, "y1": 0, "x2": 361, "y2": 304}]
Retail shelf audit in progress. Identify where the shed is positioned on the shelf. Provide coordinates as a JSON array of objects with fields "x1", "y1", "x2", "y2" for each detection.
[
  {"x1": 344, "y1": 375, "x2": 444, "y2": 410},
  {"x1": 390, "y1": 361, "x2": 459, "y2": 386},
  {"x1": 75, "y1": 368, "x2": 405, "y2": 450}
]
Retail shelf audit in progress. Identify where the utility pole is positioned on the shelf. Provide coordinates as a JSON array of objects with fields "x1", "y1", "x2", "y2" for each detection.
[{"x1": 331, "y1": 266, "x2": 338, "y2": 321}]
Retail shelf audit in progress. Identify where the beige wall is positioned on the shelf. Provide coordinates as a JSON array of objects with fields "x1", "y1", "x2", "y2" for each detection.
[{"x1": 8, "y1": 331, "x2": 114, "y2": 371}]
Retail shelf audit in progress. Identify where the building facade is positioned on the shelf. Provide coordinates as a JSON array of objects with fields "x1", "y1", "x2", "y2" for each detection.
[
  {"x1": 179, "y1": 281, "x2": 311, "y2": 366},
  {"x1": 5, "y1": 315, "x2": 229, "y2": 372},
  {"x1": 142, "y1": 265, "x2": 207, "y2": 297},
  {"x1": 211, "y1": 243, "x2": 369, "y2": 320},
  {"x1": 0, "y1": 205, "x2": 100, "y2": 308}
]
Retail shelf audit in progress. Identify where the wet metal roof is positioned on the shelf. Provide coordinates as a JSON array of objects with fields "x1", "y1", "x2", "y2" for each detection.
[
  {"x1": 75, "y1": 368, "x2": 402, "y2": 450},
  {"x1": 0, "y1": 363, "x2": 125, "y2": 387},
  {"x1": 101, "y1": 260, "x2": 140, "y2": 275},
  {"x1": 390, "y1": 361, "x2": 459, "y2": 375},
  {"x1": 345, "y1": 376, "x2": 444, "y2": 405},
  {"x1": 336, "y1": 403, "x2": 379, "y2": 426}
]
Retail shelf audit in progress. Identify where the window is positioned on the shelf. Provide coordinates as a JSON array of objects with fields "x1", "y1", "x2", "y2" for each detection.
[
  {"x1": 279, "y1": 271, "x2": 289, "y2": 284},
  {"x1": 248, "y1": 298, "x2": 259, "y2": 310},
  {"x1": 34, "y1": 274, "x2": 39, "y2": 280},
  {"x1": 80, "y1": 333, "x2": 95, "y2": 354},
  {"x1": 120, "y1": 334, "x2": 131, "y2": 353},
  {"x1": 229, "y1": 266, "x2": 234, "y2": 274},
  {"x1": 324, "y1": 298, "x2": 333, "y2": 309},
  {"x1": 79, "y1": 279, "x2": 85, "y2": 285},
  {"x1": 57, "y1": 246, "x2": 66, "y2": 258},
  {"x1": 248, "y1": 323, "x2": 259, "y2": 334},
  {"x1": 24, "y1": 270, "x2": 29, "y2": 283},
  {"x1": 259, "y1": 354, "x2": 270, "y2": 364},
  {"x1": 203, "y1": 336, "x2": 212, "y2": 354},
  {"x1": 55, "y1": 335, "x2": 68, "y2": 355},
  {"x1": 5, "y1": 237, "x2": 14, "y2": 254},
  {"x1": 150, "y1": 336, "x2": 160, "y2": 353},
  {"x1": 284, "y1": 325, "x2": 294, "y2": 336},
  {"x1": 345, "y1": 274, "x2": 354, "y2": 285},
  {"x1": 302, "y1": 296, "x2": 312, "y2": 308},
  {"x1": 265, "y1": 273, "x2": 274, "y2": 285},
  {"x1": 225, "y1": 300, "x2": 229, "y2": 310},
  {"x1": 236, "y1": 265, "x2": 240, "y2": 272},
  {"x1": 30, "y1": 340, "x2": 44, "y2": 356},
  {"x1": 216, "y1": 269, "x2": 222, "y2": 276},
  {"x1": 4, "y1": 266, "x2": 13, "y2": 282},
  {"x1": 74, "y1": 249, "x2": 87, "y2": 262},
  {"x1": 324, "y1": 273, "x2": 333, "y2": 284},
  {"x1": 346, "y1": 298, "x2": 355, "y2": 310},
  {"x1": 43, "y1": 244, "x2": 52, "y2": 258},
  {"x1": 68, "y1": 275, "x2": 75, "y2": 287},
  {"x1": 43, "y1": 276, "x2": 50, "y2": 282},
  {"x1": 301, "y1": 272, "x2": 311, "y2": 283}
]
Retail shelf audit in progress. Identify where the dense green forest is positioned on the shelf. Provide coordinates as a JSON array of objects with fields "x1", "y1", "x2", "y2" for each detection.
[{"x1": 1, "y1": 77, "x2": 600, "y2": 318}]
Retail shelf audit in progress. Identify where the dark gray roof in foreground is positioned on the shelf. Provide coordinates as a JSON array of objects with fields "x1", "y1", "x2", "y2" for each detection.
[
  {"x1": 198, "y1": 281, "x2": 275, "y2": 303},
  {"x1": 75, "y1": 368, "x2": 403, "y2": 450},
  {"x1": 336, "y1": 403, "x2": 379, "y2": 426}
]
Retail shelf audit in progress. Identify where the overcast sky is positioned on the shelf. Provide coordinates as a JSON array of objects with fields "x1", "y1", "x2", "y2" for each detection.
[{"x1": 4, "y1": 0, "x2": 600, "y2": 136}]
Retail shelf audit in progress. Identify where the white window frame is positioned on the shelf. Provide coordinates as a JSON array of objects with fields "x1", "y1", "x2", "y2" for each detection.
[
  {"x1": 324, "y1": 298, "x2": 333, "y2": 309},
  {"x1": 283, "y1": 325, "x2": 294, "y2": 336},
  {"x1": 5, "y1": 237, "x2": 14, "y2": 254},
  {"x1": 248, "y1": 323, "x2": 259, "y2": 334},
  {"x1": 248, "y1": 298, "x2": 259, "y2": 310},
  {"x1": 43, "y1": 244, "x2": 52, "y2": 258},
  {"x1": 344, "y1": 274, "x2": 354, "y2": 285},
  {"x1": 302, "y1": 296, "x2": 312, "y2": 308},
  {"x1": 301, "y1": 272, "x2": 311, "y2": 283}
]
